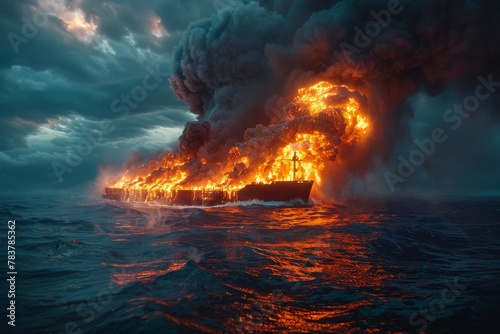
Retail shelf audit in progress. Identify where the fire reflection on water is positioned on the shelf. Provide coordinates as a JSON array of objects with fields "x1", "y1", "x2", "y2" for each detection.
[{"x1": 106, "y1": 204, "x2": 401, "y2": 333}]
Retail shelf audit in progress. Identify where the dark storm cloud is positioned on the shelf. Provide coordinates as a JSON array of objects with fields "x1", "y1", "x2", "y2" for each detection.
[
  {"x1": 0, "y1": 60, "x2": 185, "y2": 149},
  {"x1": 0, "y1": 2, "x2": 203, "y2": 124},
  {"x1": 0, "y1": 0, "x2": 214, "y2": 191},
  {"x1": 0, "y1": 0, "x2": 220, "y2": 145},
  {"x1": 75, "y1": 0, "x2": 227, "y2": 50}
]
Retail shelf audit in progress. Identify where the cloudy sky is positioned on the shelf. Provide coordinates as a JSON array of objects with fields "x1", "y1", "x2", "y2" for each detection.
[
  {"x1": 0, "y1": 0, "x2": 226, "y2": 192},
  {"x1": 1, "y1": 0, "x2": 500, "y2": 195}
]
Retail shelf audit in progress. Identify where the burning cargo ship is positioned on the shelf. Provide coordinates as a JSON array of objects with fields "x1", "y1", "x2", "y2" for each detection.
[
  {"x1": 102, "y1": 81, "x2": 370, "y2": 206},
  {"x1": 103, "y1": 180, "x2": 313, "y2": 206},
  {"x1": 103, "y1": 152, "x2": 314, "y2": 206}
]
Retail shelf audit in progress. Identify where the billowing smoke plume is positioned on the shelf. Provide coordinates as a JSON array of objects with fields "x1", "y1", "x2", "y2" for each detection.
[
  {"x1": 178, "y1": 121, "x2": 211, "y2": 158},
  {"x1": 163, "y1": 0, "x2": 500, "y2": 196}
]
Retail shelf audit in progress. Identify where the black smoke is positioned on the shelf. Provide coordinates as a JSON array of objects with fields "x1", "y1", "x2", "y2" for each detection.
[{"x1": 168, "y1": 0, "x2": 500, "y2": 196}]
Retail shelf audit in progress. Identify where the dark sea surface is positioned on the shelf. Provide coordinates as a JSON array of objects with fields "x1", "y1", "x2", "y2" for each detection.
[{"x1": 1, "y1": 193, "x2": 499, "y2": 333}]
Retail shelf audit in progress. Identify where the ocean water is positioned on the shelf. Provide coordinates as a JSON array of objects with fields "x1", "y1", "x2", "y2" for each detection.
[{"x1": 1, "y1": 193, "x2": 499, "y2": 333}]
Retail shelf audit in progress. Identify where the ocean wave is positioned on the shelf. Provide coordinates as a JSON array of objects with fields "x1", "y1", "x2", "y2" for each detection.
[{"x1": 2, "y1": 194, "x2": 499, "y2": 333}]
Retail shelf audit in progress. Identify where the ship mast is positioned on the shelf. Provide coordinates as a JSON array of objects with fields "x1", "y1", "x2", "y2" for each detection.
[
  {"x1": 292, "y1": 151, "x2": 298, "y2": 181},
  {"x1": 282, "y1": 151, "x2": 301, "y2": 181}
]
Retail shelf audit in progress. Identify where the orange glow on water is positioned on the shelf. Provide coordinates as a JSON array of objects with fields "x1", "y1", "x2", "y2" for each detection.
[{"x1": 106, "y1": 205, "x2": 394, "y2": 333}]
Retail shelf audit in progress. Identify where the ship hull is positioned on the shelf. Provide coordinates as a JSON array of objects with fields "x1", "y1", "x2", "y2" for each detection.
[
  {"x1": 103, "y1": 180, "x2": 313, "y2": 206},
  {"x1": 237, "y1": 180, "x2": 313, "y2": 203}
]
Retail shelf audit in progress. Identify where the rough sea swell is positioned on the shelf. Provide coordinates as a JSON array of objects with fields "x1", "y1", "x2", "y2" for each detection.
[{"x1": 1, "y1": 194, "x2": 499, "y2": 333}]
